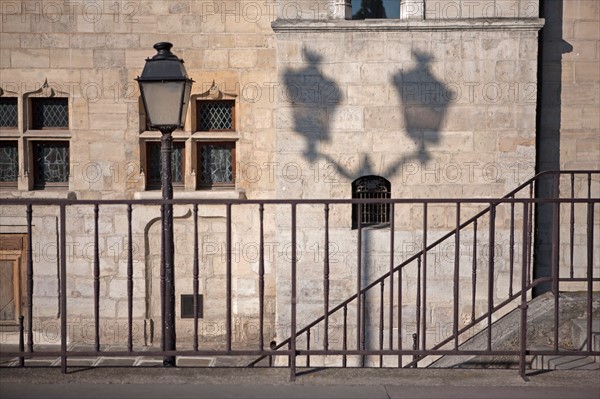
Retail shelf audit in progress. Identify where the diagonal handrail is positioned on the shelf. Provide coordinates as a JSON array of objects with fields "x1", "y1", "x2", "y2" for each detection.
[{"x1": 248, "y1": 170, "x2": 598, "y2": 367}]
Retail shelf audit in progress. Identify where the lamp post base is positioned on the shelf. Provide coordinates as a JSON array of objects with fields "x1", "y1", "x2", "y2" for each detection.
[{"x1": 163, "y1": 357, "x2": 176, "y2": 367}]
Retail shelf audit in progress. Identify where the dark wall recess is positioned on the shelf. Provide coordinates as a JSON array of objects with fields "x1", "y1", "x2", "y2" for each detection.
[{"x1": 180, "y1": 294, "x2": 203, "y2": 319}]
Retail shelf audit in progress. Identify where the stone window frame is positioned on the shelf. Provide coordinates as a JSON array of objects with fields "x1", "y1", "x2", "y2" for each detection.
[
  {"x1": 137, "y1": 82, "x2": 241, "y2": 195},
  {"x1": 190, "y1": 83, "x2": 239, "y2": 192},
  {"x1": 0, "y1": 83, "x2": 72, "y2": 192}
]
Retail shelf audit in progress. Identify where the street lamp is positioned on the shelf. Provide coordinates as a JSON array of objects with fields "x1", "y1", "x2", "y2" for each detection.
[{"x1": 136, "y1": 42, "x2": 193, "y2": 366}]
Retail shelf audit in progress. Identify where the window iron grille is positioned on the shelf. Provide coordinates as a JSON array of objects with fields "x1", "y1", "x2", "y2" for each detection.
[
  {"x1": 31, "y1": 98, "x2": 69, "y2": 129},
  {"x1": 352, "y1": 175, "x2": 391, "y2": 228},
  {"x1": 197, "y1": 142, "x2": 235, "y2": 187},
  {"x1": 0, "y1": 98, "x2": 18, "y2": 128},
  {"x1": 146, "y1": 142, "x2": 185, "y2": 189},
  {"x1": 197, "y1": 101, "x2": 234, "y2": 131},
  {"x1": 0, "y1": 141, "x2": 18, "y2": 184},
  {"x1": 33, "y1": 141, "x2": 69, "y2": 188}
]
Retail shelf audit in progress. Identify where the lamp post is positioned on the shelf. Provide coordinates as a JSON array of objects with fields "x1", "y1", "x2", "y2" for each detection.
[{"x1": 136, "y1": 42, "x2": 193, "y2": 366}]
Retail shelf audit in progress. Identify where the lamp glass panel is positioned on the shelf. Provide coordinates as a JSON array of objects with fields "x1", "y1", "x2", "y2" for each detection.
[{"x1": 141, "y1": 81, "x2": 185, "y2": 127}]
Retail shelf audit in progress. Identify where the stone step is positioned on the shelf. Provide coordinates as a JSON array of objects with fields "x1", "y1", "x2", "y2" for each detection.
[
  {"x1": 532, "y1": 354, "x2": 599, "y2": 370},
  {"x1": 570, "y1": 319, "x2": 600, "y2": 350}
]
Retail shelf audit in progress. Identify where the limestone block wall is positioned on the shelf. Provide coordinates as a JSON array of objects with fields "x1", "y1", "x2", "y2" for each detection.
[
  {"x1": 535, "y1": 0, "x2": 600, "y2": 293},
  {"x1": 0, "y1": 1, "x2": 279, "y2": 347},
  {"x1": 557, "y1": 0, "x2": 600, "y2": 291},
  {"x1": 557, "y1": 0, "x2": 599, "y2": 170},
  {"x1": 272, "y1": 16, "x2": 543, "y2": 363}
]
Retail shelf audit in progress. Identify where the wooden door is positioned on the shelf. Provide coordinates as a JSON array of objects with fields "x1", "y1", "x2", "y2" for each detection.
[{"x1": 0, "y1": 234, "x2": 27, "y2": 326}]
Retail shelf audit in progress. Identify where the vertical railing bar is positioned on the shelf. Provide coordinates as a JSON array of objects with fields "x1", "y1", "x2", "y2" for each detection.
[
  {"x1": 415, "y1": 255, "x2": 421, "y2": 364},
  {"x1": 160, "y1": 204, "x2": 165, "y2": 351},
  {"x1": 226, "y1": 203, "x2": 232, "y2": 352},
  {"x1": 509, "y1": 197, "x2": 515, "y2": 296},
  {"x1": 586, "y1": 202, "x2": 594, "y2": 352},
  {"x1": 26, "y1": 204, "x2": 34, "y2": 353},
  {"x1": 361, "y1": 291, "x2": 366, "y2": 367},
  {"x1": 453, "y1": 202, "x2": 460, "y2": 350},
  {"x1": 379, "y1": 281, "x2": 384, "y2": 367},
  {"x1": 586, "y1": 173, "x2": 592, "y2": 354},
  {"x1": 397, "y1": 255, "x2": 402, "y2": 367},
  {"x1": 323, "y1": 204, "x2": 330, "y2": 351},
  {"x1": 552, "y1": 174, "x2": 560, "y2": 352},
  {"x1": 55, "y1": 218, "x2": 60, "y2": 320},
  {"x1": 94, "y1": 204, "x2": 100, "y2": 352},
  {"x1": 389, "y1": 203, "x2": 395, "y2": 352},
  {"x1": 259, "y1": 204, "x2": 265, "y2": 352},
  {"x1": 421, "y1": 203, "x2": 427, "y2": 353},
  {"x1": 193, "y1": 204, "x2": 199, "y2": 352},
  {"x1": 412, "y1": 333, "x2": 418, "y2": 368},
  {"x1": 569, "y1": 173, "x2": 575, "y2": 278},
  {"x1": 306, "y1": 328, "x2": 311, "y2": 368},
  {"x1": 127, "y1": 204, "x2": 133, "y2": 352},
  {"x1": 59, "y1": 204, "x2": 67, "y2": 374},
  {"x1": 342, "y1": 304, "x2": 347, "y2": 368},
  {"x1": 527, "y1": 183, "x2": 533, "y2": 285},
  {"x1": 18, "y1": 315, "x2": 24, "y2": 367},
  {"x1": 357, "y1": 204, "x2": 362, "y2": 353},
  {"x1": 471, "y1": 219, "x2": 478, "y2": 323},
  {"x1": 487, "y1": 203, "x2": 496, "y2": 352},
  {"x1": 290, "y1": 203, "x2": 297, "y2": 381},
  {"x1": 519, "y1": 202, "x2": 530, "y2": 381}
]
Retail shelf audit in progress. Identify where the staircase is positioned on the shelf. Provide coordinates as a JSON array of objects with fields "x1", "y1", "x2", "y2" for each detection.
[
  {"x1": 429, "y1": 292, "x2": 600, "y2": 370},
  {"x1": 249, "y1": 171, "x2": 600, "y2": 376},
  {"x1": 530, "y1": 317, "x2": 600, "y2": 370}
]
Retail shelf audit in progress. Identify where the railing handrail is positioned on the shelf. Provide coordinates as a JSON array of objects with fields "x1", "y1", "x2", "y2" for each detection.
[
  {"x1": 2, "y1": 170, "x2": 598, "y2": 206},
  {"x1": 248, "y1": 170, "x2": 599, "y2": 366}
]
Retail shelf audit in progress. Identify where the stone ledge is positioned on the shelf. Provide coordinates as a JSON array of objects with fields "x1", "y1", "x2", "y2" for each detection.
[
  {"x1": 272, "y1": 18, "x2": 545, "y2": 33},
  {"x1": 133, "y1": 189, "x2": 245, "y2": 200}
]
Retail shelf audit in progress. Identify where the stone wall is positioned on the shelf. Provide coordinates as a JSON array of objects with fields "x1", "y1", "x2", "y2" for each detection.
[
  {"x1": 535, "y1": 0, "x2": 600, "y2": 294},
  {"x1": 2, "y1": 0, "x2": 596, "y2": 361},
  {"x1": 0, "y1": 0, "x2": 279, "y2": 346},
  {"x1": 271, "y1": 13, "x2": 543, "y2": 364}
]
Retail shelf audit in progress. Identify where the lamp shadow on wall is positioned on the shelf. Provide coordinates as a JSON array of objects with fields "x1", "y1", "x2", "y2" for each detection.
[
  {"x1": 282, "y1": 48, "x2": 453, "y2": 181},
  {"x1": 282, "y1": 48, "x2": 341, "y2": 164},
  {"x1": 392, "y1": 50, "x2": 453, "y2": 167},
  {"x1": 281, "y1": 47, "x2": 455, "y2": 355}
]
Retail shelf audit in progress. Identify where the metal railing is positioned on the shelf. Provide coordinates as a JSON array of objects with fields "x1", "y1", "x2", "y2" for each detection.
[{"x1": 0, "y1": 171, "x2": 598, "y2": 381}]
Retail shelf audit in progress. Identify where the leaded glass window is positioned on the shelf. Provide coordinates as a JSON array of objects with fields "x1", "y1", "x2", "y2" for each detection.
[
  {"x1": 197, "y1": 101, "x2": 234, "y2": 131},
  {"x1": 33, "y1": 141, "x2": 69, "y2": 188},
  {"x1": 146, "y1": 141, "x2": 185, "y2": 189},
  {"x1": 0, "y1": 141, "x2": 18, "y2": 185},
  {"x1": 352, "y1": 176, "x2": 391, "y2": 229},
  {"x1": 197, "y1": 142, "x2": 235, "y2": 187},
  {"x1": 31, "y1": 98, "x2": 69, "y2": 129},
  {"x1": 0, "y1": 98, "x2": 18, "y2": 128}
]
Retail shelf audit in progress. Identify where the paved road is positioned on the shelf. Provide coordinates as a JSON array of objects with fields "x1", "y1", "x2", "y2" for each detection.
[
  {"x1": 2, "y1": 383, "x2": 600, "y2": 399},
  {"x1": 1, "y1": 367, "x2": 599, "y2": 399}
]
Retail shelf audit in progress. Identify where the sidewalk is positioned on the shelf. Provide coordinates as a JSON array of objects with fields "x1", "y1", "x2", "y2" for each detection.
[{"x1": 1, "y1": 367, "x2": 599, "y2": 399}]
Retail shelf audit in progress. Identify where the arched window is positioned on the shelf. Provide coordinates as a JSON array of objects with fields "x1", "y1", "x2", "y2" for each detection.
[{"x1": 352, "y1": 176, "x2": 391, "y2": 229}]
